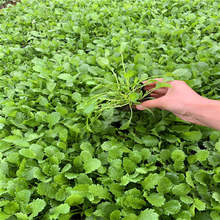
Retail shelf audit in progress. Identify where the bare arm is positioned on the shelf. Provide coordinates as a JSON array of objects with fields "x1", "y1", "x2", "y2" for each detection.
[
  {"x1": 187, "y1": 98, "x2": 220, "y2": 130},
  {"x1": 136, "y1": 79, "x2": 220, "y2": 130}
]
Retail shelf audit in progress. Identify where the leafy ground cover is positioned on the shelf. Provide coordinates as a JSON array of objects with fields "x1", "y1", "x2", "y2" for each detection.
[
  {"x1": 0, "y1": 0, "x2": 7, "y2": 4},
  {"x1": 0, "y1": 0, "x2": 20, "y2": 9},
  {"x1": 0, "y1": 0, "x2": 220, "y2": 219}
]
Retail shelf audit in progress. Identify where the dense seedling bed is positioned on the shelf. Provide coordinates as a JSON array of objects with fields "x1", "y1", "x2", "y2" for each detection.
[
  {"x1": 0, "y1": 0, "x2": 7, "y2": 5},
  {"x1": 0, "y1": 0, "x2": 220, "y2": 219},
  {"x1": 0, "y1": 0, "x2": 20, "y2": 9}
]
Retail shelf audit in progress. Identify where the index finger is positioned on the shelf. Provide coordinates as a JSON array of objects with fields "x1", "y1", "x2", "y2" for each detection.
[{"x1": 142, "y1": 78, "x2": 164, "y2": 90}]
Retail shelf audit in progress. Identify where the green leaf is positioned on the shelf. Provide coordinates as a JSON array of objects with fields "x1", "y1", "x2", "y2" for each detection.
[
  {"x1": 54, "y1": 203, "x2": 70, "y2": 214},
  {"x1": 19, "y1": 149, "x2": 36, "y2": 159},
  {"x1": 194, "y1": 170, "x2": 210, "y2": 186},
  {"x1": 15, "y1": 213, "x2": 29, "y2": 220},
  {"x1": 177, "y1": 210, "x2": 192, "y2": 220},
  {"x1": 180, "y1": 196, "x2": 193, "y2": 205},
  {"x1": 46, "y1": 80, "x2": 56, "y2": 92},
  {"x1": 172, "y1": 183, "x2": 191, "y2": 196},
  {"x1": 110, "y1": 210, "x2": 120, "y2": 220},
  {"x1": 108, "y1": 159, "x2": 124, "y2": 181},
  {"x1": 3, "y1": 135, "x2": 29, "y2": 147},
  {"x1": 57, "y1": 126, "x2": 68, "y2": 142},
  {"x1": 173, "y1": 68, "x2": 192, "y2": 80},
  {"x1": 120, "y1": 42, "x2": 128, "y2": 53},
  {"x1": 93, "y1": 202, "x2": 118, "y2": 218},
  {"x1": 155, "y1": 82, "x2": 172, "y2": 89},
  {"x1": 72, "y1": 92, "x2": 82, "y2": 103},
  {"x1": 124, "y1": 70, "x2": 135, "y2": 80},
  {"x1": 171, "y1": 149, "x2": 186, "y2": 161},
  {"x1": 157, "y1": 177, "x2": 172, "y2": 193},
  {"x1": 49, "y1": 204, "x2": 70, "y2": 219},
  {"x1": 0, "y1": 212, "x2": 10, "y2": 220},
  {"x1": 123, "y1": 214, "x2": 138, "y2": 220},
  {"x1": 119, "y1": 120, "x2": 131, "y2": 130},
  {"x1": 47, "y1": 112, "x2": 61, "y2": 128},
  {"x1": 89, "y1": 184, "x2": 110, "y2": 200},
  {"x1": 3, "y1": 201, "x2": 19, "y2": 215},
  {"x1": 142, "y1": 173, "x2": 161, "y2": 191},
  {"x1": 123, "y1": 157, "x2": 136, "y2": 174},
  {"x1": 138, "y1": 209, "x2": 159, "y2": 220},
  {"x1": 211, "y1": 211, "x2": 220, "y2": 220},
  {"x1": 129, "y1": 92, "x2": 140, "y2": 102},
  {"x1": 29, "y1": 199, "x2": 46, "y2": 218},
  {"x1": 142, "y1": 135, "x2": 159, "y2": 147},
  {"x1": 163, "y1": 200, "x2": 181, "y2": 215},
  {"x1": 194, "y1": 198, "x2": 206, "y2": 211},
  {"x1": 186, "y1": 171, "x2": 195, "y2": 188},
  {"x1": 145, "y1": 193, "x2": 165, "y2": 207},
  {"x1": 56, "y1": 106, "x2": 68, "y2": 116},
  {"x1": 120, "y1": 191, "x2": 146, "y2": 209},
  {"x1": 7, "y1": 152, "x2": 20, "y2": 164},
  {"x1": 84, "y1": 158, "x2": 101, "y2": 173},
  {"x1": 215, "y1": 141, "x2": 220, "y2": 152},
  {"x1": 182, "y1": 131, "x2": 202, "y2": 142},
  {"x1": 37, "y1": 182, "x2": 56, "y2": 199},
  {"x1": 58, "y1": 73, "x2": 74, "y2": 81},
  {"x1": 212, "y1": 192, "x2": 220, "y2": 202},
  {"x1": 65, "y1": 193, "x2": 84, "y2": 206},
  {"x1": 83, "y1": 102, "x2": 97, "y2": 115},
  {"x1": 196, "y1": 150, "x2": 209, "y2": 162},
  {"x1": 80, "y1": 142, "x2": 94, "y2": 155},
  {"x1": 96, "y1": 57, "x2": 109, "y2": 68}
]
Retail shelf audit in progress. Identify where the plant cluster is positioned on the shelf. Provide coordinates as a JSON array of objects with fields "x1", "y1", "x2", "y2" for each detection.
[
  {"x1": 0, "y1": 0, "x2": 7, "y2": 4},
  {"x1": 0, "y1": 0, "x2": 19, "y2": 9},
  {"x1": 0, "y1": 0, "x2": 220, "y2": 219}
]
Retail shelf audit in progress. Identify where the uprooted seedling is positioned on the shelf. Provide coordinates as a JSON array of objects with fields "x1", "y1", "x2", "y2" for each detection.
[{"x1": 79, "y1": 49, "x2": 171, "y2": 130}]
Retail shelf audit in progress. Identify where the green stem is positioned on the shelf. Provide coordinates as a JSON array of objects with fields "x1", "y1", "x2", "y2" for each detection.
[
  {"x1": 121, "y1": 53, "x2": 126, "y2": 74},
  {"x1": 109, "y1": 66, "x2": 120, "y2": 91},
  {"x1": 71, "y1": 211, "x2": 82, "y2": 215},
  {"x1": 98, "y1": 102, "x2": 129, "y2": 111},
  {"x1": 128, "y1": 102, "x2": 133, "y2": 122},
  {"x1": 121, "y1": 52, "x2": 130, "y2": 88}
]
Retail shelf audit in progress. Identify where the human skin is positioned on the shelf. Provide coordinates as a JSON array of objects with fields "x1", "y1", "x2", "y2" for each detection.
[{"x1": 136, "y1": 79, "x2": 220, "y2": 130}]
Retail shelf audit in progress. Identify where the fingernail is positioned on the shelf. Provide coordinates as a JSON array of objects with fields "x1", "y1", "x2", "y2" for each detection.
[{"x1": 136, "y1": 105, "x2": 145, "y2": 110}]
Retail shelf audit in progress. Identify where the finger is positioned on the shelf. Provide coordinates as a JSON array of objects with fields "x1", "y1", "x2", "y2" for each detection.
[
  {"x1": 150, "y1": 93, "x2": 162, "y2": 98},
  {"x1": 144, "y1": 87, "x2": 168, "y2": 99},
  {"x1": 144, "y1": 84, "x2": 155, "y2": 90},
  {"x1": 142, "y1": 78, "x2": 165, "y2": 91},
  {"x1": 151, "y1": 87, "x2": 168, "y2": 95},
  {"x1": 136, "y1": 98, "x2": 164, "y2": 110}
]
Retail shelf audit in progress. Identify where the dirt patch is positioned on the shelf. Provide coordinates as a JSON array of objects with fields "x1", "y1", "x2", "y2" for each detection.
[{"x1": 0, "y1": 0, "x2": 21, "y2": 10}]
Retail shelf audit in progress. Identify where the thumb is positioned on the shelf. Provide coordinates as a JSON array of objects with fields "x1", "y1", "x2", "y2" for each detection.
[{"x1": 136, "y1": 98, "x2": 163, "y2": 110}]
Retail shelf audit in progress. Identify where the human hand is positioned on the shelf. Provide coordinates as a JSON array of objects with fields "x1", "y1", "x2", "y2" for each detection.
[{"x1": 136, "y1": 79, "x2": 207, "y2": 125}]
